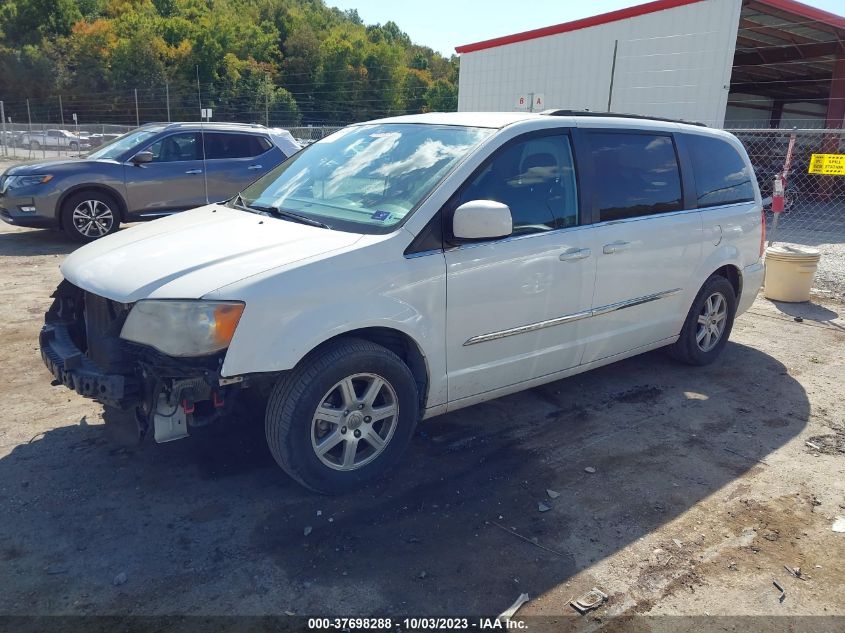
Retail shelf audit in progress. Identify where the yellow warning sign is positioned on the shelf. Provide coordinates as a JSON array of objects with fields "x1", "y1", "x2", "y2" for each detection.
[{"x1": 808, "y1": 153, "x2": 845, "y2": 175}]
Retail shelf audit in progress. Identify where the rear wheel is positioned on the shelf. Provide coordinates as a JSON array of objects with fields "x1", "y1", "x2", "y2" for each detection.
[
  {"x1": 669, "y1": 275, "x2": 736, "y2": 366},
  {"x1": 265, "y1": 338, "x2": 419, "y2": 494},
  {"x1": 61, "y1": 191, "x2": 120, "y2": 242},
  {"x1": 29, "y1": 140, "x2": 40, "y2": 150}
]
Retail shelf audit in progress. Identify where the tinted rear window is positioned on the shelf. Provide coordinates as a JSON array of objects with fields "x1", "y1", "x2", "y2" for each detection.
[
  {"x1": 204, "y1": 133, "x2": 269, "y2": 159},
  {"x1": 587, "y1": 132, "x2": 683, "y2": 222},
  {"x1": 685, "y1": 134, "x2": 755, "y2": 207}
]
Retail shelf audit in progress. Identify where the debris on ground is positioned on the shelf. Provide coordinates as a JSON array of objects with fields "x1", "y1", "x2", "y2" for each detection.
[
  {"x1": 832, "y1": 517, "x2": 845, "y2": 533},
  {"x1": 538, "y1": 502, "x2": 551, "y2": 512},
  {"x1": 783, "y1": 565, "x2": 807, "y2": 580},
  {"x1": 773, "y1": 579, "x2": 786, "y2": 603},
  {"x1": 546, "y1": 489, "x2": 560, "y2": 499},
  {"x1": 490, "y1": 521, "x2": 565, "y2": 557},
  {"x1": 570, "y1": 587, "x2": 608, "y2": 614},
  {"x1": 805, "y1": 440, "x2": 822, "y2": 451},
  {"x1": 497, "y1": 593, "x2": 529, "y2": 622},
  {"x1": 584, "y1": 467, "x2": 596, "y2": 474},
  {"x1": 794, "y1": 316, "x2": 804, "y2": 323},
  {"x1": 112, "y1": 572, "x2": 127, "y2": 587},
  {"x1": 303, "y1": 526, "x2": 313, "y2": 536}
]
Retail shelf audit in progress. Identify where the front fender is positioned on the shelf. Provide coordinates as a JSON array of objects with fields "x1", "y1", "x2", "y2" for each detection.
[{"x1": 214, "y1": 236, "x2": 448, "y2": 408}]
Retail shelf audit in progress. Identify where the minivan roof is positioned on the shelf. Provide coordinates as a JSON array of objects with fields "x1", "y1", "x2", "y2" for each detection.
[{"x1": 368, "y1": 111, "x2": 713, "y2": 133}]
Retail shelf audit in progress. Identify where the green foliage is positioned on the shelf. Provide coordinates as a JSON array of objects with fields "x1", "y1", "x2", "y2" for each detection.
[{"x1": 0, "y1": 0, "x2": 460, "y2": 125}]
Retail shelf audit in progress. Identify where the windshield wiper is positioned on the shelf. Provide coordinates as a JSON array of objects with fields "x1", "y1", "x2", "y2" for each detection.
[
  {"x1": 229, "y1": 192, "x2": 257, "y2": 213},
  {"x1": 251, "y1": 205, "x2": 331, "y2": 229}
]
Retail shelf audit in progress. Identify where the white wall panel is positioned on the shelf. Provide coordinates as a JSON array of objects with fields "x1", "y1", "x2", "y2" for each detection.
[{"x1": 457, "y1": 0, "x2": 742, "y2": 126}]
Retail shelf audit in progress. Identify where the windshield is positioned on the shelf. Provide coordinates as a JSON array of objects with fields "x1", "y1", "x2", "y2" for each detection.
[
  {"x1": 239, "y1": 123, "x2": 494, "y2": 233},
  {"x1": 87, "y1": 128, "x2": 161, "y2": 160}
]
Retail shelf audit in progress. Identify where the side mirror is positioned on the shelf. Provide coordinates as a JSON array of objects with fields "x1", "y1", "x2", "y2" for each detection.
[
  {"x1": 131, "y1": 151, "x2": 153, "y2": 164},
  {"x1": 452, "y1": 200, "x2": 513, "y2": 240}
]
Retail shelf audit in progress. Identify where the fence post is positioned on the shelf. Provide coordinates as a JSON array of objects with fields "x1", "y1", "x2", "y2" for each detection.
[
  {"x1": 134, "y1": 89, "x2": 140, "y2": 127},
  {"x1": 165, "y1": 81, "x2": 171, "y2": 122},
  {"x1": 26, "y1": 98, "x2": 33, "y2": 158},
  {"x1": 59, "y1": 94, "x2": 65, "y2": 126},
  {"x1": 265, "y1": 90, "x2": 269, "y2": 127},
  {"x1": 0, "y1": 100, "x2": 6, "y2": 157}
]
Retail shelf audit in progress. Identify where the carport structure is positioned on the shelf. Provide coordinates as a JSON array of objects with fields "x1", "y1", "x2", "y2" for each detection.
[{"x1": 728, "y1": 0, "x2": 845, "y2": 128}]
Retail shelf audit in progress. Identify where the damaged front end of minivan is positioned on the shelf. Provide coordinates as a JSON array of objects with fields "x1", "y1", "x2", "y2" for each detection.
[{"x1": 40, "y1": 280, "x2": 256, "y2": 442}]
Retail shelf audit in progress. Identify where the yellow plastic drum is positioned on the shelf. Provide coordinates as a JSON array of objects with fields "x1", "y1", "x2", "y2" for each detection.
[{"x1": 763, "y1": 245, "x2": 821, "y2": 302}]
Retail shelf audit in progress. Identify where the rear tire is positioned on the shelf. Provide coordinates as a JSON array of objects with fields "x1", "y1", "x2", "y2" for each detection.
[
  {"x1": 61, "y1": 190, "x2": 121, "y2": 242},
  {"x1": 669, "y1": 275, "x2": 736, "y2": 366},
  {"x1": 29, "y1": 140, "x2": 39, "y2": 150},
  {"x1": 265, "y1": 338, "x2": 419, "y2": 494}
]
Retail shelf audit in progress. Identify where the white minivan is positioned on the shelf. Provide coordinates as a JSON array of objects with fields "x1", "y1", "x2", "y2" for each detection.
[{"x1": 40, "y1": 111, "x2": 765, "y2": 493}]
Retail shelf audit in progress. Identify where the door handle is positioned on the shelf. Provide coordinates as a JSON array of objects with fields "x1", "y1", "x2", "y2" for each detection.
[
  {"x1": 603, "y1": 240, "x2": 631, "y2": 254},
  {"x1": 247, "y1": 164, "x2": 263, "y2": 170},
  {"x1": 559, "y1": 247, "x2": 591, "y2": 262},
  {"x1": 185, "y1": 169, "x2": 203, "y2": 175}
]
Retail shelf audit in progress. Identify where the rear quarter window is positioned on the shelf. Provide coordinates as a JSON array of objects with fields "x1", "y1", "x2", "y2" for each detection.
[{"x1": 685, "y1": 134, "x2": 755, "y2": 207}]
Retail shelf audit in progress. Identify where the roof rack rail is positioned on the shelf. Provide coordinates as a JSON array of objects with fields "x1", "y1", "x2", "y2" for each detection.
[
  {"x1": 162, "y1": 121, "x2": 268, "y2": 130},
  {"x1": 539, "y1": 109, "x2": 707, "y2": 127}
]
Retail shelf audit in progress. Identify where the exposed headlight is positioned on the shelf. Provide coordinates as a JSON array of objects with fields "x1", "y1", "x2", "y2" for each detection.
[
  {"x1": 120, "y1": 300, "x2": 245, "y2": 357},
  {"x1": 4, "y1": 174, "x2": 53, "y2": 190}
]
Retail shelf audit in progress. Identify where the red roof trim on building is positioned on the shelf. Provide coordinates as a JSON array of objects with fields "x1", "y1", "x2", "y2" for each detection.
[
  {"x1": 754, "y1": 0, "x2": 845, "y2": 31},
  {"x1": 454, "y1": 0, "x2": 706, "y2": 54},
  {"x1": 454, "y1": 0, "x2": 845, "y2": 54}
]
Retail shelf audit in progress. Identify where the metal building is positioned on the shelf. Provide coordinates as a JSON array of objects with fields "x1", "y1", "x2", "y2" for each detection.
[{"x1": 455, "y1": 0, "x2": 845, "y2": 128}]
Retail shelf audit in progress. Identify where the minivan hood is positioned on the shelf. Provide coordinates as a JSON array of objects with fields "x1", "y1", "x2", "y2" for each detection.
[{"x1": 61, "y1": 205, "x2": 363, "y2": 302}]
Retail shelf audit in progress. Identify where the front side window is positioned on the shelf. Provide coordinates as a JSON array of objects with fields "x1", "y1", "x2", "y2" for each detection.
[
  {"x1": 87, "y1": 128, "x2": 161, "y2": 160},
  {"x1": 148, "y1": 133, "x2": 200, "y2": 162},
  {"x1": 588, "y1": 132, "x2": 683, "y2": 222},
  {"x1": 457, "y1": 134, "x2": 579, "y2": 234},
  {"x1": 240, "y1": 123, "x2": 494, "y2": 233},
  {"x1": 686, "y1": 134, "x2": 755, "y2": 207}
]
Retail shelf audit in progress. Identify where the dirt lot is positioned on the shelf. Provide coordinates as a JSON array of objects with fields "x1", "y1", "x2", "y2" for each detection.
[{"x1": 0, "y1": 221, "x2": 844, "y2": 629}]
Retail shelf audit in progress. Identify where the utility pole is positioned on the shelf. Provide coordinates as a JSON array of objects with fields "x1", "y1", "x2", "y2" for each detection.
[
  {"x1": 607, "y1": 39, "x2": 619, "y2": 112},
  {"x1": 134, "y1": 89, "x2": 140, "y2": 127},
  {"x1": 165, "y1": 80, "x2": 171, "y2": 122}
]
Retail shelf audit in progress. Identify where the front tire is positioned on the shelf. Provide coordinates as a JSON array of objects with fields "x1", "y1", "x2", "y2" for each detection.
[
  {"x1": 265, "y1": 338, "x2": 419, "y2": 494},
  {"x1": 669, "y1": 275, "x2": 736, "y2": 366},
  {"x1": 61, "y1": 191, "x2": 120, "y2": 242}
]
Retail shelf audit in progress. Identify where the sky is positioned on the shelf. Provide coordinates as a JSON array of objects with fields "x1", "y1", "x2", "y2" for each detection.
[{"x1": 327, "y1": 0, "x2": 845, "y2": 56}]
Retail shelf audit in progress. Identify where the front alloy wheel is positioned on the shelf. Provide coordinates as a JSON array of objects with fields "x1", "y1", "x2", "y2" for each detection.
[
  {"x1": 265, "y1": 338, "x2": 419, "y2": 494},
  {"x1": 311, "y1": 373, "x2": 399, "y2": 471},
  {"x1": 61, "y1": 191, "x2": 121, "y2": 242},
  {"x1": 72, "y1": 200, "x2": 115, "y2": 238}
]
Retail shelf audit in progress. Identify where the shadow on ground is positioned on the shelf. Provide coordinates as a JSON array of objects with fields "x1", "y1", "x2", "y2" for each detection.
[
  {"x1": 0, "y1": 227, "x2": 77, "y2": 257},
  {"x1": 0, "y1": 342, "x2": 808, "y2": 616}
]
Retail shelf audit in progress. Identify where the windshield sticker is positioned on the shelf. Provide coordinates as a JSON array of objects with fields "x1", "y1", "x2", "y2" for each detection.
[{"x1": 371, "y1": 210, "x2": 392, "y2": 222}]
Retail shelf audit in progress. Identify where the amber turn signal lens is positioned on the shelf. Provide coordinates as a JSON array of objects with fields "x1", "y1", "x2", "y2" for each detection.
[{"x1": 212, "y1": 303, "x2": 245, "y2": 347}]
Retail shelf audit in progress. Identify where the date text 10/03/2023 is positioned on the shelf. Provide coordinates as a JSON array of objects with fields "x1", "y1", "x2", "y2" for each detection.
[{"x1": 307, "y1": 617, "x2": 528, "y2": 630}]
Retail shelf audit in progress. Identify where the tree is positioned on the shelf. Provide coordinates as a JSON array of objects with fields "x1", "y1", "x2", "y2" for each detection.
[{"x1": 425, "y1": 79, "x2": 458, "y2": 112}]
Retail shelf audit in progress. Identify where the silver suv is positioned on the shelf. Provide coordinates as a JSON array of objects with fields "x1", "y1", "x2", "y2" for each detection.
[{"x1": 0, "y1": 122, "x2": 300, "y2": 242}]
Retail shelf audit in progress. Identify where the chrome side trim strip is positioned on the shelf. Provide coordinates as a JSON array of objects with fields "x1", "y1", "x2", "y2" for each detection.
[
  {"x1": 464, "y1": 310, "x2": 593, "y2": 346},
  {"x1": 463, "y1": 288, "x2": 682, "y2": 346},
  {"x1": 590, "y1": 287, "x2": 682, "y2": 317}
]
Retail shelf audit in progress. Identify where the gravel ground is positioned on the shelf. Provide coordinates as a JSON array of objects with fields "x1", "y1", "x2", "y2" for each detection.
[{"x1": 0, "y1": 222, "x2": 844, "y2": 630}]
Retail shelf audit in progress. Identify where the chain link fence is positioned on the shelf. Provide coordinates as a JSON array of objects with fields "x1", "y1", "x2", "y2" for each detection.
[{"x1": 728, "y1": 128, "x2": 845, "y2": 296}]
